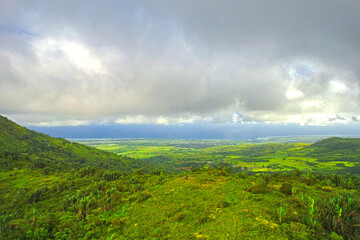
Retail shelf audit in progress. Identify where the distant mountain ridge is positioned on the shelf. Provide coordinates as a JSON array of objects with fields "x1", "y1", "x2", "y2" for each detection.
[{"x1": 0, "y1": 115, "x2": 152, "y2": 172}]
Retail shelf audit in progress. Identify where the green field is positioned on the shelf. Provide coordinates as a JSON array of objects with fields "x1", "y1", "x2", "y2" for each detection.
[{"x1": 76, "y1": 137, "x2": 360, "y2": 175}]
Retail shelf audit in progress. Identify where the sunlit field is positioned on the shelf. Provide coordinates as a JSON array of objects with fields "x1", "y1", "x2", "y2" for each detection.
[{"x1": 77, "y1": 137, "x2": 360, "y2": 175}]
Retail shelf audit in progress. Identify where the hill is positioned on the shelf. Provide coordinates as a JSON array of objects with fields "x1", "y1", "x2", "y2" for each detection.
[
  {"x1": 299, "y1": 137, "x2": 360, "y2": 174},
  {"x1": 310, "y1": 137, "x2": 360, "y2": 152},
  {"x1": 0, "y1": 115, "x2": 152, "y2": 172}
]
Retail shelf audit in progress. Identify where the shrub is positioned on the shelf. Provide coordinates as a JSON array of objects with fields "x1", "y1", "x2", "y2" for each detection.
[
  {"x1": 28, "y1": 187, "x2": 48, "y2": 203},
  {"x1": 42, "y1": 167, "x2": 52, "y2": 175},
  {"x1": 283, "y1": 222, "x2": 311, "y2": 239},
  {"x1": 130, "y1": 191, "x2": 152, "y2": 202},
  {"x1": 150, "y1": 170, "x2": 161, "y2": 175},
  {"x1": 247, "y1": 174, "x2": 270, "y2": 194},
  {"x1": 191, "y1": 167, "x2": 202, "y2": 173},
  {"x1": 110, "y1": 218, "x2": 126, "y2": 229},
  {"x1": 173, "y1": 212, "x2": 187, "y2": 222},
  {"x1": 247, "y1": 185, "x2": 270, "y2": 194},
  {"x1": 329, "y1": 174, "x2": 343, "y2": 187},
  {"x1": 217, "y1": 199, "x2": 231, "y2": 208},
  {"x1": 236, "y1": 172, "x2": 248, "y2": 179},
  {"x1": 135, "y1": 169, "x2": 145, "y2": 175},
  {"x1": 276, "y1": 206, "x2": 287, "y2": 224},
  {"x1": 33, "y1": 227, "x2": 50, "y2": 240},
  {"x1": 302, "y1": 196, "x2": 320, "y2": 230},
  {"x1": 328, "y1": 232, "x2": 344, "y2": 240},
  {"x1": 258, "y1": 174, "x2": 269, "y2": 187},
  {"x1": 300, "y1": 177, "x2": 318, "y2": 186},
  {"x1": 321, "y1": 186, "x2": 332, "y2": 192},
  {"x1": 280, "y1": 183, "x2": 293, "y2": 196},
  {"x1": 54, "y1": 231, "x2": 68, "y2": 240},
  {"x1": 320, "y1": 193, "x2": 360, "y2": 239}
]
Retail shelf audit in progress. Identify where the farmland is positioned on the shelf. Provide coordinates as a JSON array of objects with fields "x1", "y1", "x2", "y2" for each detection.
[{"x1": 76, "y1": 137, "x2": 360, "y2": 175}]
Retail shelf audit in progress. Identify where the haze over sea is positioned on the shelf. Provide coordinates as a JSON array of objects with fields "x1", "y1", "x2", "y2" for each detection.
[{"x1": 29, "y1": 123, "x2": 360, "y2": 140}]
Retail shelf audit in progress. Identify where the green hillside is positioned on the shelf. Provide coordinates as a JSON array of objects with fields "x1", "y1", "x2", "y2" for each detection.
[
  {"x1": 311, "y1": 137, "x2": 360, "y2": 151},
  {"x1": 1, "y1": 167, "x2": 360, "y2": 239},
  {"x1": 0, "y1": 115, "x2": 152, "y2": 172},
  {"x1": 302, "y1": 138, "x2": 360, "y2": 174},
  {"x1": 1, "y1": 116, "x2": 360, "y2": 239}
]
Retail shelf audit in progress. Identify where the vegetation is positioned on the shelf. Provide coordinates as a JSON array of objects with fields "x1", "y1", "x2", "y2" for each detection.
[
  {"x1": 79, "y1": 137, "x2": 360, "y2": 175},
  {"x1": 2, "y1": 167, "x2": 360, "y2": 239},
  {"x1": 0, "y1": 115, "x2": 154, "y2": 173},
  {"x1": 1, "y1": 115, "x2": 360, "y2": 239}
]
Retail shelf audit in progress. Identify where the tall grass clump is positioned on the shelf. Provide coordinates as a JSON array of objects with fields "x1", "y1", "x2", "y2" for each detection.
[
  {"x1": 302, "y1": 196, "x2": 320, "y2": 230},
  {"x1": 276, "y1": 206, "x2": 287, "y2": 224},
  {"x1": 320, "y1": 193, "x2": 360, "y2": 239},
  {"x1": 247, "y1": 174, "x2": 270, "y2": 194}
]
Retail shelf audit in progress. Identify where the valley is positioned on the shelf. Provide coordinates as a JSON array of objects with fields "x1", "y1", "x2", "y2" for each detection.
[{"x1": 77, "y1": 137, "x2": 360, "y2": 176}]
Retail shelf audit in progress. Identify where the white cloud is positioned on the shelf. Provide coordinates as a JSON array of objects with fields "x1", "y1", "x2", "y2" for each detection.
[
  {"x1": 1, "y1": 0, "x2": 360, "y2": 126},
  {"x1": 329, "y1": 80, "x2": 347, "y2": 93},
  {"x1": 286, "y1": 87, "x2": 303, "y2": 100},
  {"x1": 27, "y1": 119, "x2": 91, "y2": 127},
  {"x1": 32, "y1": 38, "x2": 107, "y2": 75}
]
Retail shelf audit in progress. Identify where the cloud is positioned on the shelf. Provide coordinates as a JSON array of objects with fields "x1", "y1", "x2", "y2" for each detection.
[{"x1": 1, "y1": 0, "x2": 360, "y2": 126}]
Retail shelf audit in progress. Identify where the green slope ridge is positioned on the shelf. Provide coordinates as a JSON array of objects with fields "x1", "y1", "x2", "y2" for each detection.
[
  {"x1": 302, "y1": 138, "x2": 360, "y2": 174},
  {"x1": 310, "y1": 137, "x2": 360, "y2": 152},
  {"x1": 0, "y1": 115, "x2": 153, "y2": 172}
]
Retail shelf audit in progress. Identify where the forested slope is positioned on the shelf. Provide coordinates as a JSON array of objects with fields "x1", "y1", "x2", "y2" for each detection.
[{"x1": 0, "y1": 115, "x2": 152, "y2": 172}]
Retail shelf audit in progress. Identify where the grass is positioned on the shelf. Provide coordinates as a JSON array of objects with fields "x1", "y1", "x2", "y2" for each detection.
[{"x1": 3, "y1": 167, "x2": 359, "y2": 239}]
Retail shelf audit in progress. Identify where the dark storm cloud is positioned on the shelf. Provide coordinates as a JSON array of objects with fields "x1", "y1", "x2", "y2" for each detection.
[{"x1": 1, "y1": 0, "x2": 360, "y2": 126}]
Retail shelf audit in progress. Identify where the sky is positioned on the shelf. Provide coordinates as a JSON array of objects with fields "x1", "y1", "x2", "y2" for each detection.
[{"x1": 1, "y1": 1, "x2": 360, "y2": 138}]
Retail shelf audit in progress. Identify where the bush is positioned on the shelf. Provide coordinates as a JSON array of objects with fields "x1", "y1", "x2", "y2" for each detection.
[
  {"x1": 247, "y1": 185, "x2": 270, "y2": 194},
  {"x1": 328, "y1": 232, "x2": 344, "y2": 240},
  {"x1": 130, "y1": 191, "x2": 152, "y2": 202},
  {"x1": 280, "y1": 183, "x2": 293, "y2": 196},
  {"x1": 110, "y1": 218, "x2": 126, "y2": 230},
  {"x1": 320, "y1": 193, "x2": 360, "y2": 239},
  {"x1": 321, "y1": 186, "x2": 332, "y2": 192},
  {"x1": 191, "y1": 167, "x2": 202, "y2": 173},
  {"x1": 236, "y1": 172, "x2": 248, "y2": 179},
  {"x1": 276, "y1": 206, "x2": 287, "y2": 224},
  {"x1": 28, "y1": 187, "x2": 48, "y2": 203},
  {"x1": 217, "y1": 199, "x2": 231, "y2": 208},
  {"x1": 173, "y1": 212, "x2": 187, "y2": 222},
  {"x1": 33, "y1": 227, "x2": 50, "y2": 240},
  {"x1": 282, "y1": 222, "x2": 311, "y2": 239},
  {"x1": 247, "y1": 174, "x2": 270, "y2": 194},
  {"x1": 300, "y1": 177, "x2": 318, "y2": 186},
  {"x1": 302, "y1": 196, "x2": 320, "y2": 230}
]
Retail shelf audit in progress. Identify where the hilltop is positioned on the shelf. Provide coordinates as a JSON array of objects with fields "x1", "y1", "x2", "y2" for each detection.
[{"x1": 0, "y1": 115, "x2": 152, "y2": 172}]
